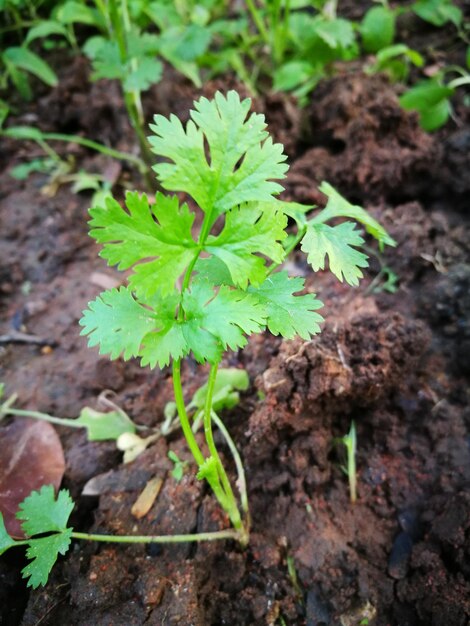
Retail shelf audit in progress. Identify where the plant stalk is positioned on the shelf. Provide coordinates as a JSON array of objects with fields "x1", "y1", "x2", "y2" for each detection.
[
  {"x1": 202, "y1": 364, "x2": 244, "y2": 535},
  {"x1": 71, "y1": 528, "x2": 240, "y2": 543}
]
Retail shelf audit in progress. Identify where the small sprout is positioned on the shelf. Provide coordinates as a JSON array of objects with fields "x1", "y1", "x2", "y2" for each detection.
[
  {"x1": 334, "y1": 421, "x2": 358, "y2": 504},
  {"x1": 168, "y1": 451, "x2": 188, "y2": 482}
]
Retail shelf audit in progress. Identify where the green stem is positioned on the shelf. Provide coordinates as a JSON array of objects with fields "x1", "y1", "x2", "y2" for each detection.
[
  {"x1": 107, "y1": 0, "x2": 155, "y2": 189},
  {"x1": 246, "y1": 0, "x2": 270, "y2": 47},
  {"x1": 203, "y1": 364, "x2": 243, "y2": 533},
  {"x1": 172, "y1": 361, "x2": 232, "y2": 517},
  {"x1": 448, "y1": 76, "x2": 470, "y2": 89},
  {"x1": 172, "y1": 360, "x2": 205, "y2": 466},
  {"x1": 1, "y1": 407, "x2": 84, "y2": 429},
  {"x1": 37, "y1": 132, "x2": 146, "y2": 172},
  {"x1": 71, "y1": 528, "x2": 240, "y2": 543},
  {"x1": 347, "y1": 422, "x2": 357, "y2": 504},
  {"x1": 212, "y1": 411, "x2": 249, "y2": 518}
]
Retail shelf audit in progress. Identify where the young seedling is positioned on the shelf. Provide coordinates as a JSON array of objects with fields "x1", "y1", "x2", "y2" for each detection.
[
  {"x1": 79, "y1": 90, "x2": 392, "y2": 538},
  {"x1": 0, "y1": 91, "x2": 394, "y2": 587},
  {"x1": 168, "y1": 451, "x2": 188, "y2": 482},
  {"x1": 334, "y1": 421, "x2": 358, "y2": 504}
]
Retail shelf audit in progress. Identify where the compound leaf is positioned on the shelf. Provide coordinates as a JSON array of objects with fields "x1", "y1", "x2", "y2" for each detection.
[
  {"x1": 248, "y1": 271, "x2": 323, "y2": 339},
  {"x1": 16, "y1": 485, "x2": 73, "y2": 536},
  {"x1": 89, "y1": 192, "x2": 197, "y2": 297},
  {"x1": 149, "y1": 90, "x2": 288, "y2": 217},
  {"x1": 22, "y1": 529, "x2": 72, "y2": 589},
  {"x1": 317, "y1": 182, "x2": 396, "y2": 248},
  {"x1": 205, "y1": 206, "x2": 287, "y2": 288},
  {"x1": 141, "y1": 283, "x2": 266, "y2": 367},
  {"x1": 301, "y1": 222, "x2": 369, "y2": 286},
  {"x1": 79, "y1": 287, "x2": 156, "y2": 360}
]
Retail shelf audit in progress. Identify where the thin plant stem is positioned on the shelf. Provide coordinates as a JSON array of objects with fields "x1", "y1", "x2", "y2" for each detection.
[
  {"x1": 203, "y1": 364, "x2": 243, "y2": 533},
  {"x1": 71, "y1": 528, "x2": 240, "y2": 543},
  {"x1": 212, "y1": 411, "x2": 249, "y2": 518},
  {"x1": 1, "y1": 407, "x2": 84, "y2": 429},
  {"x1": 37, "y1": 132, "x2": 146, "y2": 172},
  {"x1": 448, "y1": 76, "x2": 470, "y2": 89},
  {"x1": 346, "y1": 421, "x2": 357, "y2": 503},
  {"x1": 246, "y1": 0, "x2": 270, "y2": 46},
  {"x1": 172, "y1": 360, "x2": 205, "y2": 466}
]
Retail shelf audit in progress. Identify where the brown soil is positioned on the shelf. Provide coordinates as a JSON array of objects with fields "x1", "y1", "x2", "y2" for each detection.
[{"x1": 1, "y1": 46, "x2": 469, "y2": 626}]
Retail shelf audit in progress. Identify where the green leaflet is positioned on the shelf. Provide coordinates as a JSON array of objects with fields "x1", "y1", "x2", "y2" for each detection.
[
  {"x1": 79, "y1": 287, "x2": 157, "y2": 360},
  {"x1": 205, "y1": 205, "x2": 287, "y2": 288},
  {"x1": 248, "y1": 271, "x2": 323, "y2": 339},
  {"x1": 140, "y1": 283, "x2": 267, "y2": 368},
  {"x1": 89, "y1": 192, "x2": 197, "y2": 298},
  {"x1": 89, "y1": 30, "x2": 162, "y2": 92},
  {"x1": 16, "y1": 485, "x2": 74, "y2": 536},
  {"x1": 22, "y1": 530, "x2": 72, "y2": 589},
  {"x1": 148, "y1": 90, "x2": 288, "y2": 218},
  {"x1": 301, "y1": 222, "x2": 369, "y2": 286},
  {"x1": 316, "y1": 182, "x2": 396, "y2": 248},
  {"x1": 14, "y1": 486, "x2": 74, "y2": 589}
]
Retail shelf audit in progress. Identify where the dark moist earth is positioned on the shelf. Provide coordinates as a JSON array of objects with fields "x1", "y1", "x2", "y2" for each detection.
[{"x1": 1, "y1": 52, "x2": 470, "y2": 626}]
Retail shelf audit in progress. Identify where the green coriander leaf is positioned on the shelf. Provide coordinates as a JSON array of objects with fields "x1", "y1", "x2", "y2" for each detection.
[
  {"x1": 90, "y1": 40, "x2": 123, "y2": 81},
  {"x1": 315, "y1": 18, "x2": 355, "y2": 49},
  {"x1": 16, "y1": 485, "x2": 73, "y2": 536},
  {"x1": 194, "y1": 256, "x2": 235, "y2": 286},
  {"x1": 248, "y1": 271, "x2": 323, "y2": 339},
  {"x1": 317, "y1": 182, "x2": 396, "y2": 248},
  {"x1": 139, "y1": 292, "x2": 188, "y2": 368},
  {"x1": 205, "y1": 206, "x2": 287, "y2": 288},
  {"x1": 75, "y1": 407, "x2": 136, "y2": 441},
  {"x1": 301, "y1": 222, "x2": 369, "y2": 286},
  {"x1": 22, "y1": 529, "x2": 72, "y2": 588},
  {"x1": 273, "y1": 60, "x2": 316, "y2": 92},
  {"x1": 79, "y1": 287, "x2": 156, "y2": 360},
  {"x1": 0, "y1": 513, "x2": 16, "y2": 556},
  {"x1": 89, "y1": 192, "x2": 197, "y2": 297},
  {"x1": 123, "y1": 56, "x2": 163, "y2": 92},
  {"x1": 141, "y1": 283, "x2": 266, "y2": 367},
  {"x1": 140, "y1": 323, "x2": 188, "y2": 368},
  {"x1": 126, "y1": 30, "x2": 160, "y2": 57},
  {"x1": 148, "y1": 90, "x2": 288, "y2": 217},
  {"x1": 184, "y1": 283, "x2": 267, "y2": 353}
]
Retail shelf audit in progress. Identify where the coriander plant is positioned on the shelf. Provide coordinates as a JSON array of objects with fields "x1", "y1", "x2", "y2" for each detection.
[
  {"x1": 1, "y1": 91, "x2": 394, "y2": 588},
  {"x1": 79, "y1": 90, "x2": 394, "y2": 541}
]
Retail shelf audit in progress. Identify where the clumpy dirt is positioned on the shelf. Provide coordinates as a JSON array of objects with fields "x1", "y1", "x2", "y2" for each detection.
[{"x1": 1, "y1": 45, "x2": 469, "y2": 626}]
